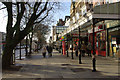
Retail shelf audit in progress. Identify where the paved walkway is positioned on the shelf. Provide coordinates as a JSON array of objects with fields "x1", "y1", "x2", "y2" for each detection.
[{"x1": 2, "y1": 50, "x2": 119, "y2": 79}]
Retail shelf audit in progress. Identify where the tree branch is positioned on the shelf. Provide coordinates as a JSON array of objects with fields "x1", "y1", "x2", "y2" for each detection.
[
  {"x1": 36, "y1": 1, "x2": 48, "y2": 18},
  {"x1": 0, "y1": 7, "x2": 6, "y2": 10},
  {"x1": 33, "y1": 2, "x2": 42, "y2": 14},
  {"x1": 13, "y1": 2, "x2": 25, "y2": 32},
  {"x1": 34, "y1": 13, "x2": 48, "y2": 24},
  {"x1": 34, "y1": 4, "x2": 53, "y2": 24}
]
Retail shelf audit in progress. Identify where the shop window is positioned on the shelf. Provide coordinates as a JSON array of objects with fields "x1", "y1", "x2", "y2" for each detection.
[
  {"x1": 100, "y1": 41, "x2": 106, "y2": 51},
  {"x1": 96, "y1": 31, "x2": 106, "y2": 51}
]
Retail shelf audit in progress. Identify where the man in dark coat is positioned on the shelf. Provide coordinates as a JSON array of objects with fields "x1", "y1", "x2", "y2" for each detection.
[
  {"x1": 74, "y1": 44, "x2": 78, "y2": 56},
  {"x1": 46, "y1": 45, "x2": 53, "y2": 57}
]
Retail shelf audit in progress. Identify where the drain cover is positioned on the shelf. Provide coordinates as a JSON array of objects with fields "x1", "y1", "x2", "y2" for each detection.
[
  {"x1": 71, "y1": 68, "x2": 86, "y2": 72},
  {"x1": 61, "y1": 64, "x2": 71, "y2": 66}
]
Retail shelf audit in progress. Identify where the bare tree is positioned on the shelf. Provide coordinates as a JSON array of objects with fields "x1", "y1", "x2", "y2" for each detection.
[
  {"x1": 1, "y1": 1, "x2": 60, "y2": 69},
  {"x1": 33, "y1": 23, "x2": 50, "y2": 49}
]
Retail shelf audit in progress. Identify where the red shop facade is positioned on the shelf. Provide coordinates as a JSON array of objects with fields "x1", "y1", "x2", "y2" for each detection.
[{"x1": 88, "y1": 25, "x2": 106, "y2": 56}]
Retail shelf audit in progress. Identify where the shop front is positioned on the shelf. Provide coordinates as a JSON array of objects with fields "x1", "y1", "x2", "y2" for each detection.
[
  {"x1": 107, "y1": 20, "x2": 120, "y2": 58},
  {"x1": 88, "y1": 24, "x2": 106, "y2": 56},
  {"x1": 72, "y1": 32, "x2": 88, "y2": 45},
  {"x1": 109, "y1": 35, "x2": 120, "y2": 58}
]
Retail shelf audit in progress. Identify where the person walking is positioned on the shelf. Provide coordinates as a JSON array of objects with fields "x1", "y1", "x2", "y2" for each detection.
[
  {"x1": 46, "y1": 45, "x2": 53, "y2": 57},
  {"x1": 81, "y1": 42, "x2": 86, "y2": 57},
  {"x1": 42, "y1": 46, "x2": 47, "y2": 58},
  {"x1": 74, "y1": 44, "x2": 78, "y2": 56},
  {"x1": 87, "y1": 42, "x2": 92, "y2": 57}
]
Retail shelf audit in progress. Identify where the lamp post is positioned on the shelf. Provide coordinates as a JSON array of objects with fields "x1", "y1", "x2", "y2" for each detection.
[
  {"x1": 71, "y1": 36, "x2": 74, "y2": 59},
  {"x1": 19, "y1": 41, "x2": 22, "y2": 60},
  {"x1": 29, "y1": 32, "x2": 33, "y2": 56},
  {"x1": 92, "y1": 19, "x2": 96, "y2": 72},
  {"x1": 78, "y1": 26, "x2": 82, "y2": 64},
  {"x1": 67, "y1": 35, "x2": 69, "y2": 57},
  {"x1": 13, "y1": 49, "x2": 15, "y2": 64},
  {"x1": 61, "y1": 38, "x2": 63, "y2": 55},
  {"x1": 25, "y1": 36, "x2": 28, "y2": 56}
]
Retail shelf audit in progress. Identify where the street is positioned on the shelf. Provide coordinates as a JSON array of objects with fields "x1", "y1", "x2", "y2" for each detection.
[
  {"x1": 0, "y1": 1, "x2": 120, "y2": 80},
  {"x1": 2, "y1": 50, "x2": 119, "y2": 79}
]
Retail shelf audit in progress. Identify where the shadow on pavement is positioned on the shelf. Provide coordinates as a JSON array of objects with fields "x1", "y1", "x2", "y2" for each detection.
[{"x1": 1, "y1": 78, "x2": 120, "y2": 80}]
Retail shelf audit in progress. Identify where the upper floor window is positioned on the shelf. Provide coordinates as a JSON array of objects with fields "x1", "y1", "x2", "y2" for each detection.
[
  {"x1": 95, "y1": 2, "x2": 100, "y2": 6},
  {"x1": 76, "y1": 13, "x2": 79, "y2": 20},
  {"x1": 73, "y1": 16, "x2": 75, "y2": 23},
  {"x1": 82, "y1": 9, "x2": 87, "y2": 16}
]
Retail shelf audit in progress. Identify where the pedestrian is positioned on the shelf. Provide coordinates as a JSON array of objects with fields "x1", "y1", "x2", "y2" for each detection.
[
  {"x1": 74, "y1": 44, "x2": 78, "y2": 56},
  {"x1": 81, "y1": 41, "x2": 86, "y2": 57},
  {"x1": 42, "y1": 46, "x2": 47, "y2": 58},
  {"x1": 59, "y1": 45, "x2": 62, "y2": 53},
  {"x1": 46, "y1": 45, "x2": 53, "y2": 57},
  {"x1": 87, "y1": 42, "x2": 92, "y2": 57}
]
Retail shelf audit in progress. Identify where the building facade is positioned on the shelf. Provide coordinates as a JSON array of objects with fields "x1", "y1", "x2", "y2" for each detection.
[
  {"x1": 52, "y1": 19, "x2": 69, "y2": 42},
  {"x1": 58, "y1": 0, "x2": 120, "y2": 58},
  {"x1": 0, "y1": 32, "x2": 6, "y2": 55}
]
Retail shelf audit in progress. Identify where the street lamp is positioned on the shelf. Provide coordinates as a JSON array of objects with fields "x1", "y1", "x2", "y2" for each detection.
[
  {"x1": 70, "y1": 33, "x2": 74, "y2": 59},
  {"x1": 66, "y1": 34, "x2": 69, "y2": 57},
  {"x1": 92, "y1": 19, "x2": 96, "y2": 72},
  {"x1": 19, "y1": 41, "x2": 22, "y2": 60},
  {"x1": 78, "y1": 26, "x2": 82, "y2": 64},
  {"x1": 29, "y1": 32, "x2": 33, "y2": 56}
]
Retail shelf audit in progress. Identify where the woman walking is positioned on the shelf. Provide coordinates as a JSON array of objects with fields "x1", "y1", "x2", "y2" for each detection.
[
  {"x1": 87, "y1": 42, "x2": 92, "y2": 57},
  {"x1": 42, "y1": 46, "x2": 47, "y2": 58},
  {"x1": 46, "y1": 45, "x2": 53, "y2": 57}
]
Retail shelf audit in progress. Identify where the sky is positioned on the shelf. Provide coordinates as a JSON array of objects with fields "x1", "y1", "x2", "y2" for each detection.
[
  {"x1": 49, "y1": 2, "x2": 71, "y2": 36},
  {"x1": 46, "y1": 2, "x2": 71, "y2": 42},
  {"x1": 0, "y1": 2, "x2": 71, "y2": 43},
  {"x1": 0, "y1": 2, "x2": 7, "y2": 33},
  {"x1": 0, "y1": 2, "x2": 71, "y2": 33},
  {"x1": 53, "y1": 2, "x2": 71, "y2": 24}
]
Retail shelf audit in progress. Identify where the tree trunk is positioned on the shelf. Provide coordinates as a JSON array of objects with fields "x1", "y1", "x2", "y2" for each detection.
[{"x1": 2, "y1": 44, "x2": 14, "y2": 69}]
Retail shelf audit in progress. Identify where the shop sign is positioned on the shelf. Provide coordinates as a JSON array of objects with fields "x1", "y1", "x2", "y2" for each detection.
[
  {"x1": 95, "y1": 27, "x2": 99, "y2": 32},
  {"x1": 112, "y1": 37, "x2": 116, "y2": 44},
  {"x1": 88, "y1": 26, "x2": 102, "y2": 33},
  {"x1": 88, "y1": 29, "x2": 92, "y2": 33},
  {"x1": 81, "y1": 33, "x2": 87, "y2": 36}
]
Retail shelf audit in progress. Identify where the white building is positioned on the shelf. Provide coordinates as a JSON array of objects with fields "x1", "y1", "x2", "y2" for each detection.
[{"x1": 0, "y1": 32, "x2": 6, "y2": 55}]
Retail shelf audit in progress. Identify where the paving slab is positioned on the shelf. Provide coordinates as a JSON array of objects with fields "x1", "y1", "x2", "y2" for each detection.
[{"x1": 2, "y1": 50, "x2": 119, "y2": 79}]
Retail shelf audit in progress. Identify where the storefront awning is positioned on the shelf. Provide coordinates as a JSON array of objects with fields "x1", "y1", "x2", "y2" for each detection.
[
  {"x1": 93, "y1": 2, "x2": 120, "y2": 20},
  {"x1": 109, "y1": 28, "x2": 120, "y2": 36}
]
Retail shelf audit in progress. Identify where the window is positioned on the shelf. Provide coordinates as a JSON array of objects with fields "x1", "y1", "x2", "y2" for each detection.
[
  {"x1": 76, "y1": 12, "x2": 79, "y2": 20},
  {"x1": 82, "y1": 9, "x2": 86, "y2": 16},
  {"x1": 73, "y1": 16, "x2": 75, "y2": 23}
]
